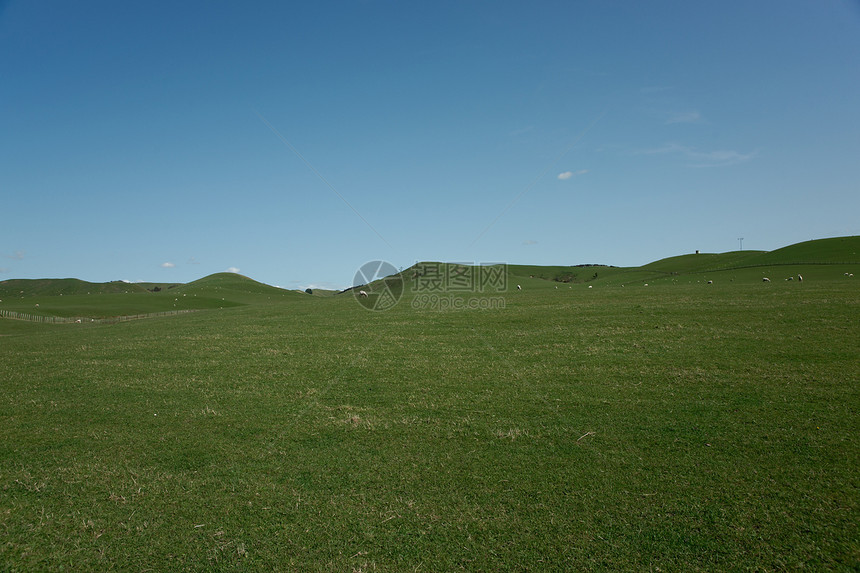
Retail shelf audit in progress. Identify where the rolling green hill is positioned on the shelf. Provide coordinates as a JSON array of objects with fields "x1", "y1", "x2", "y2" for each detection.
[
  {"x1": 641, "y1": 236, "x2": 860, "y2": 275},
  {"x1": 0, "y1": 237, "x2": 858, "y2": 570},
  {"x1": 0, "y1": 273, "x2": 289, "y2": 320},
  {"x1": 1, "y1": 237, "x2": 858, "y2": 321},
  {"x1": 398, "y1": 236, "x2": 859, "y2": 290},
  {"x1": 640, "y1": 250, "x2": 766, "y2": 274},
  {"x1": 176, "y1": 272, "x2": 300, "y2": 302},
  {"x1": 746, "y1": 235, "x2": 860, "y2": 265},
  {"x1": 0, "y1": 277, "x2": 149, "y2": 297}
]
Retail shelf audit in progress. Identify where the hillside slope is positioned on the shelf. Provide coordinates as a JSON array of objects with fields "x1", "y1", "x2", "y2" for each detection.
[
  {"x1": 0, "y1": 278, "x2": 148, "y2": 297},
  {"x1": 177, "y1": 273, "x2": 301, "y2": 303},
  {"x1": 2, "y1": 236, "x2": 858, "y2": 319}
]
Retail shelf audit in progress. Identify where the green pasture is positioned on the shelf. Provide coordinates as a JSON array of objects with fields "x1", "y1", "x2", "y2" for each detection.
[{"x1": 1, "y1": 238, "x2": 858, "y2": 570}]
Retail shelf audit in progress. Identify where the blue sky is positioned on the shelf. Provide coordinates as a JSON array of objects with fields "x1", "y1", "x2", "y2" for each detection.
[{"x1": 2, "y1": 1, "x2": 859, "y2": 290}]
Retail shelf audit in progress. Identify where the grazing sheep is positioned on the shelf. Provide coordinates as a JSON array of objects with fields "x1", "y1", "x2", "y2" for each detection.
[
  {"x1": 797, "y1": 274, "x2": 803, "y2": 282},
  {"x1": 850, "y1": 274, "x2": 854, "y2": 278},
  {"x1": 517, "y1": 285, "x2": 522, "y2": 291},
  {"x1": 75, "y1": 319, "x2": 81, "y2": 323},
  {"x1": 762, "y1": 277, "x2": 770, "y2": 282},
  {"x1": 358, "y1": 290, "x2": 369, "y2": 298},
  {"x1": 707, "y1": 280, "x2": 713, "y2": 285}
]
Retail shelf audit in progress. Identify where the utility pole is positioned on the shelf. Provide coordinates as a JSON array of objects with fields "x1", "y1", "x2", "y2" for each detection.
[{"x1": 738, "y1": 237, "x2": 744, "y2": 251}]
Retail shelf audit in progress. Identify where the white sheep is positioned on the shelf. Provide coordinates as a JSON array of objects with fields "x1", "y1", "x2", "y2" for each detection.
[
  {"x1": 797, "y1": 274, "x2": 803, "y2": 282},
  {"x1": 517, "y1": 285, "x2": 522, "y2": 290},
  {"x1": 707, "y1": 280, "x2": 713, "y2": 284},
  {"x1": 359, "y1": 290, "x2": 368, "y2": 298},
  {"x1": 762, "y1": 277, "x2": 770, "y2": 282}
]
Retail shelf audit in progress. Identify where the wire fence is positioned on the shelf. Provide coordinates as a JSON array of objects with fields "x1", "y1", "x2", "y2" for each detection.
[{"x1": 0, "y1": 308, "x2": 198, "y2": 324}]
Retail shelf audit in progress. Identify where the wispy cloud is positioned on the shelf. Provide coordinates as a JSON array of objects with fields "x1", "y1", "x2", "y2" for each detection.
[
  {"x1": 0, "y1": 267, "x2": 9, "y2": 273},
  {"x1": 557, "y1": 169, "x2": 588, "y2": 180},
  {"x1": 226, "y1": 267, "x2": 240, "y2": 274},
  {"x1": 665, "y1": 110, "x2": 703, "y2": 124},
  {"x1": 3, "y1": 250, "x2": 24, "y2": 260},
  {"x1": 161, "y1": 262, "x2": 176, "y2": 268},
  {"x1": 523, "y1": 239, "x2": 538, "y2": 246},
  {"x1": 295, "y1": 281, "x2": 346, "y2": 291},
  {"x1": 187, "y1": 257, "x2": 200, "y2": 265},
  {"x1": 636, "y1": 143, "x2": 757, "y2": 167},
  {"x1": 636, "y1": 143, "x2": 686, "y2": 156}
]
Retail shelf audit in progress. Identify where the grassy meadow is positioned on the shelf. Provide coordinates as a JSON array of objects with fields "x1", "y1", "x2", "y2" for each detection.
[{"x1": 1, "y1": 238, "x2": 858, "y2": 571}]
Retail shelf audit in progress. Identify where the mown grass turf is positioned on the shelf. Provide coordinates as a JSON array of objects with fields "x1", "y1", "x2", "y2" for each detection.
[
  {"x1": 2, "y1": 271, "x2": 858, "y2": 571},
  {"x1": 1, "y1": 239, "x2": 858, "y2": 570}
]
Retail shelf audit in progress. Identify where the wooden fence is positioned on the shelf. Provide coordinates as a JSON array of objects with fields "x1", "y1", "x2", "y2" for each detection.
[{"x1": 0, "y1": 308, "x2": 198, "y2": 324}]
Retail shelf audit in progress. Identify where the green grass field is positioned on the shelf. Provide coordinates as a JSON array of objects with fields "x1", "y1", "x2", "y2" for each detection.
[{"x1": 1, "y1": 238, "x2": 858, "y2": 571}]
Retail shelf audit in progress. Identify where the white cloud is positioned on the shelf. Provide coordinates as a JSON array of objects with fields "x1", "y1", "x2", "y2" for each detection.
[
  {"x1": 636, "y1": 143, "x2": 756, "y2": 167},
  {"x1": 0, "y1": 267, "x2": 9, "y2": 273},
  {"x1": 523, "y1": 239, "x2": 538, "y2": 246},
  {"x1": 558, "y1": 169, "x2": 588, "y2": 180},
  {"x1": 294, "y1": 281, "x2": 348, "y2": 291},
  {"x1": 226, "y1": 267, "x2": 240, "y2": 273},
  {"x1": 3, "y1": 250, "x2": 24, "y2": 261},
  {"x1": 161, "y1": 262, "x2": 176, "y2": 268},
  {"x1": 187, "y1": 257, "x2": 200, "y2": 265},
  {"x1": 688, "y1": 148, "x2": 757, "y2": 167}
]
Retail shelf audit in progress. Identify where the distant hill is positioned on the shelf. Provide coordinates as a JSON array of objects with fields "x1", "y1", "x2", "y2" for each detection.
[
  {"x1": 0, "y1": 278, "x2": 149, "y2": 297},
  {"x1": 396, "y1": 236, "x2": 860, "y2": 289},
  {"x1": 644, "y1": 236, "x2": 860, "y2": 274},
  {"x1": 1, "y1": 236, "x2": 858, "y2": 319},
  {"x1": 184, "y1": 272, "x2": 285, "y2": 293},
  {"x1": 0, "y1": 272, "x2": 305, "y2": 320},
  {"x1": 746, "y1": 236, "x2": 860, "y2": 265},
  {"x1": 176, "y1": 272, "x2": 300, "y2": 302}
]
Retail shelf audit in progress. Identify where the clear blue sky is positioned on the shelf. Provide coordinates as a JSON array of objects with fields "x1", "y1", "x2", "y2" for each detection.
[{"x1": 2, "y1": 1, "x2": 859, "y2": 290}]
